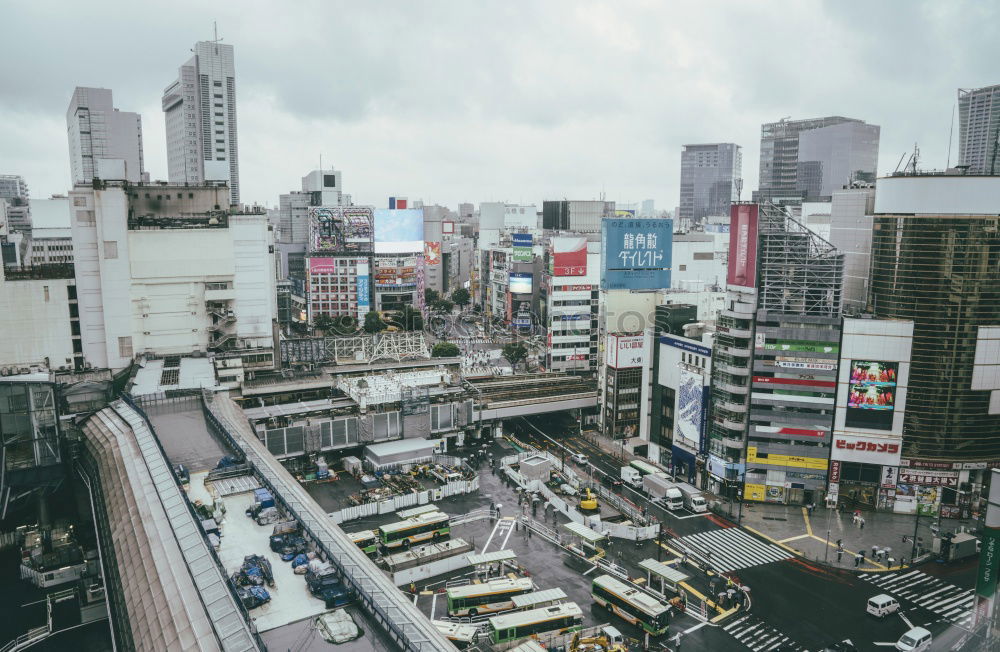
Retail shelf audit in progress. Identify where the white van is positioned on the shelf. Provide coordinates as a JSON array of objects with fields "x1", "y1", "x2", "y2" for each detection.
[
  {"x1": 895, "y1": 627, "x2": 932, "y2": 652},
  {"x1": 866, "y1": 594, "x2": 899, "y2": 618}
]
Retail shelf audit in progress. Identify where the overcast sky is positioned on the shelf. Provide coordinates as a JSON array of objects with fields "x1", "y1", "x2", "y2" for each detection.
[{"x1": 3, "y1": 1, "x2": 998, "y2": 212}]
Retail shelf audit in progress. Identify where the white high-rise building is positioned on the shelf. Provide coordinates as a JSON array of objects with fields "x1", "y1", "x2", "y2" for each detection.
[
  {"x1": 69, "y1": 180, "x2": 275, "y2": 371},
  {"x1": 66, "y1": 87, "x2": 145, "y2": 185},
  {"x1": 162, "y1": 40, "x2": 240, "y2": 206}
]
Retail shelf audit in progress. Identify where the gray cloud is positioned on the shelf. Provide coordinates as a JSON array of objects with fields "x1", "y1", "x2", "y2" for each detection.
[{"x1": 2, "y1": 0, "x2": 999, "y2": 211}]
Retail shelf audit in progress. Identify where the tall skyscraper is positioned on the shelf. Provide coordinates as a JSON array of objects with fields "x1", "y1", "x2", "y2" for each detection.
[
  {"x1": 757, "y1": 116, "x2": 879, "y2": 201},
  {"x1": 678, "y1": 143, "x2": 742, "y2": 221},
  {"x1": 870, "y1": 174, "x2": 1000, "y2": 462},
  {"x1": 957, "y1": 84, "x2": 1000, "y2": 174},
  {"x1": 66, "y1": 87, "x2": 145, "y2": 185},
  {"x1": 162, "y1": 40, "x2": 240, "y2": 205}
]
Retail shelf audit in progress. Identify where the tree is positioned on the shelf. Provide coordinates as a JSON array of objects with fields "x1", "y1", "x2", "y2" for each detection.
[
  {"x1": 431, "y1": 342, "x2": 460, "y2": 357},
  {"x1": 425, "y1": 288, "x2": 440, "y2": 305},
  {"x1": 432, "y1": 298, "x2": 454, "y2": 313},
  {"x1": 313, "y1": 314, "x2": 336, "y2": 334},
  {"x1": 363, "y1": 311, "x2": 387, "y2": 334},
  {"x1": 396, "y1": 305, "x2": 424, "y2": 331},
  {"x1": 450, "y1": 287, "x2": 471, "y2": 308},
  {"x1": 330, "y1": 315, "x2": 357, "y2": 335},
  {"x1": 502, "y1": 342, "x2": 528, "y2": 370}
]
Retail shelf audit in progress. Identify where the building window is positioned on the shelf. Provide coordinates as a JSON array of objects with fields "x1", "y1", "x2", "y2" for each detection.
[
  {"x1": 103, "y1": 241, "x2": 118, "y2": 259},
  {"x1": 373, "y1": 412, "x2": 401, "y2": 439},
  {"x1": 431, "y1": 404, "x2": 454, "y2": 431},
  {"x1": 118, "y1": 336, "x2": 133, "y2": 359}
]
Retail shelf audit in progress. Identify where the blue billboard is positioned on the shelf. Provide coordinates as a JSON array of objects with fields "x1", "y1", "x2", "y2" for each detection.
[
  {"x1": 601, "y1": 217, "x2": 672, "y2": 290},
  {"x1": 375, "y1": 208, "x2": 424, "y2": 242}
]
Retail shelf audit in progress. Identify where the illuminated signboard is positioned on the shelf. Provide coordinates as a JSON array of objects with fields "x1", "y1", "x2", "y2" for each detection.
[
  {"x1": 845, "y1": 360, "x2": 898, "y2": 431},
  {"x1": 551, "y1": 237, "x2": 587, "y2": 276},
  {"x1": 509, "y1": 273, "x2": 532, "y2": 294},
  {"x1": 374, "y1": 208, "x2": 424, "y2": 242},
  {"x1": 600, "y1": 217, "x2": 672, "y2": 290},
  {"x1": 512, "y1": 233, "x2": 533, "y2": 262}
]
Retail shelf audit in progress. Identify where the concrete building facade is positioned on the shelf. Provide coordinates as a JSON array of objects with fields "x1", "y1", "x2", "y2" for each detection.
[
  {"x1": 162, "y1": 41, "x2": 240, "y2": 205},
  {"x1": 66, "y1": 87, "x2": 145, "y2": 185},
  {"x1": 70, "y1": 181, "x2": 275, "y2": 371},
  {"x1": 957, "y1": 84, "x2": 1000, "y2": 174},
  {"x1": 678, "y1": 143, "x2": 742, "y2": 222},
  {"x1": 757, "y1": 116, "x2": 879, "y2": 202}
]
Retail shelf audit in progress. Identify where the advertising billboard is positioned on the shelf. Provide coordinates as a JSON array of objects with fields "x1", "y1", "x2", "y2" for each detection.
[
  {"x1": 356, "y1": 262, "x2": 370, "y2": 321},
  {"x1": 845, "y1": 360, "x2": 898, "y2": 430},
  {"x1": 674, "y1": 368, "x2": 703, "y2": 449},
  {"x1": 551, "y1": 237, "x2": 588, "y2": 276},
  {"x1": 605, "y1": 334, "x2": 645, "y2": 369},
  {"x1": 727, "y1": 204, "x2": 759, "y2": 288},
  {"x1": 512, "y1": 233, "x2": 533, "y2": 262},
  {"x1": 600, "y1": 217, "x2": 673, "y2": 290},
  {"x1": 424, "y1": 241, "x2": 441, "y2": 265},
  {"x1": 509, "y1": 273, "x2": 533, "y2": 295},
  {"x1": 613, "y1": 209, "x2": 636, "y2": 217},
  {"x1": 310, "y1": 206, "x2": 374, "y2": 253},
  {"x1": 375, "y1": 208, "x2": 424, "y2": 242}
]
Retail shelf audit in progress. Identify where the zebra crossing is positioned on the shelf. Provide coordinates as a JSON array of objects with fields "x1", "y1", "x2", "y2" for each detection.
[
  {"x1": 722, "y1": 614, "x2": 806, "y2": 651},
  {"x1": 672, "y1": 527, "x2": 792, "y2": 573},
  {"x1": 859, "y1": 570, "x2": 975, "y2": 628}
]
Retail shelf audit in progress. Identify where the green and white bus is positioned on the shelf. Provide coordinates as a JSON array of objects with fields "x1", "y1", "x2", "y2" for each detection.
[
  {"x1": 432, "y1": 620, "x2": 479, "y2": 648},
  {"x1": 446, "y1": 577, "x2": 534, "y2": 617},
  {"x1": 629, "y1": 460, "x2": 661, "y2": 477},
  {"x1": 347, "y1": 529, "x2": 379, "y2": 557},
  {"x1": 592, "y1": 574, "x2": 670, "y2": 636},
  {"x1": 488, "y1": 602, "x2": 583, "y2": 644},
  {"x1": 378, "y1": 511, "x2": 450, "y2": 550}
]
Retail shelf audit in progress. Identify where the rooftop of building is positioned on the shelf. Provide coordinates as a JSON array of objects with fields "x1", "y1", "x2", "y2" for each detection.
[{"x1": 130, "y1": 356, "x2": 220, "y2": 396}]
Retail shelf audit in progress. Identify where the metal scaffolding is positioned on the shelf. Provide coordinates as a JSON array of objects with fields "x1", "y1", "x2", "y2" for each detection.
[{"x1": 757, "y1": 203, "x2": 844, "y2": 317}]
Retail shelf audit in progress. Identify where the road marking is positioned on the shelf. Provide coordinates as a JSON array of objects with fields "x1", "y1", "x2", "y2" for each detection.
[
  {"x1": 674, "y1": 527, "x2": 792, "y2": 573},
  {"x1": 481, "y1": 518, "x2": 502, "y2": 553},
  {"x1": 779, "y1": 534, "x2": 811, "y2": 543},
  {"x1": 498, "y1": 517, "x2": 515, "y2": 550},
  {"x1": 861, "y1": 570, "x2": 975, "y2": 629},
  {"x1": 683, "y1": 622, "x2": 707, "y2": 634},
  {"x1": 899, "y1": 611, "x2": 914, "y2": 629},
  {"x1": 431, "y1": 592, "x2": 438, "y2": 619},
  {"x1": 802, "y1": 507, "x2": 813, "y2": 537},
  {"x1": 872, "y1": 643, "x2": 897, "y2": 647}
]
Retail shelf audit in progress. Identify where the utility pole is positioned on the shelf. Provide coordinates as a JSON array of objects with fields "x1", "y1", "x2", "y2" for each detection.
[
  {"x1": 825, "y1": 529, "x2": 830, "y2": 563},
  {"x1": 910, "y1": 508, "x2": 921, "y2": 564}
]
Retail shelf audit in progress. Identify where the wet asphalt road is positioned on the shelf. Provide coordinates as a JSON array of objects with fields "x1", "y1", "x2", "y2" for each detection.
[{"x1": 512, "y1": 416, "x2": 981, "y2": 652}]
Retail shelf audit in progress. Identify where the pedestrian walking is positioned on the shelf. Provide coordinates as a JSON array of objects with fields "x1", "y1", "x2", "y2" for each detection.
[
  {"x1": 872, "y1": 545, "x2": 878, "y2": 558},
  {"x1": 836, "y1": 538, "x2": 843, "y2": 550},
  {"x1": 860, "y1": 517, "x2": 866, "y2": 530},
  {"x1": 837, "y1": 549, "x2": 844, "y2": 563},
  {"x1": 851, "y1": 513, "x2": 858, "y2": 525},
  {"x1": 854, "y1": 553, "x2": 861, "y2": 568}
]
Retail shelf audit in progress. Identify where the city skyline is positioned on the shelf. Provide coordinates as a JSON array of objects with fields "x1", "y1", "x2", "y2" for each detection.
[{"x1": 2, "y1": 1, "x2": 999, "y2": 210}]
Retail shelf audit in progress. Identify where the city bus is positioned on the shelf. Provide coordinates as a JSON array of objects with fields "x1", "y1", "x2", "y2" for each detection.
[
  {"x1": 346, "y1": 529, "x2": 379, "y2": 557},
  {"x1": 446, "y1": 577, "x2": 535, "y2": 617},
  {"x1": 432, "y1": 620, "x2": 479, "y2": 648},
  {"x1": 396, "y1": 503, "x2": 439, "y2": 519},
  {"x1": 378, "y1": 511, "x2": 451, "y2": 550},
  {"x1": 629, "y1": 460, "x2": 661, "y2": 477},
  {"x1": 591, "y1": 574, "x2": 670, "y2": 636},
  {"x1": 488, "y1": 602, "x2": 583, "y2": 645}
]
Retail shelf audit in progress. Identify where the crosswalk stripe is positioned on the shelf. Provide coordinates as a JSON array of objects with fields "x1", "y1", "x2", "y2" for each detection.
[
  {"x1": 860, "y1": 570, "x2": 974, "y2": 629},
  {"x1": 675, "y1": 527, "x2": 791, "y2": 573},
  {"x1": 722, "y1": 614, "x2": 804, "y2": 651}
]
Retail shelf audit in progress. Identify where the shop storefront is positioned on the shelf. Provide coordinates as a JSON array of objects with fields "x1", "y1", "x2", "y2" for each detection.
[
  {"x1": 671, "y1": 446, "x2": 697, "y2": 485},
  {"x1": 828, "y1": 433, "x2": 902, "y2": 512}
]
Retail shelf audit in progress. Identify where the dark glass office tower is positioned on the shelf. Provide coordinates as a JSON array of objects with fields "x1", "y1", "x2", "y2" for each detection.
[{"x1": 870, "y1": 175, "x2": 1000, "y2": 461}]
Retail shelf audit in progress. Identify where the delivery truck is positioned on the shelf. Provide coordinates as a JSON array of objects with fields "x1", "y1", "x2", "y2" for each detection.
[
  {"x1": 676, "y1": 483, "x2": 707, "y2": 513},
  {"x1": 620, "y1": 466, "x2": 643, "y2": 490}
]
